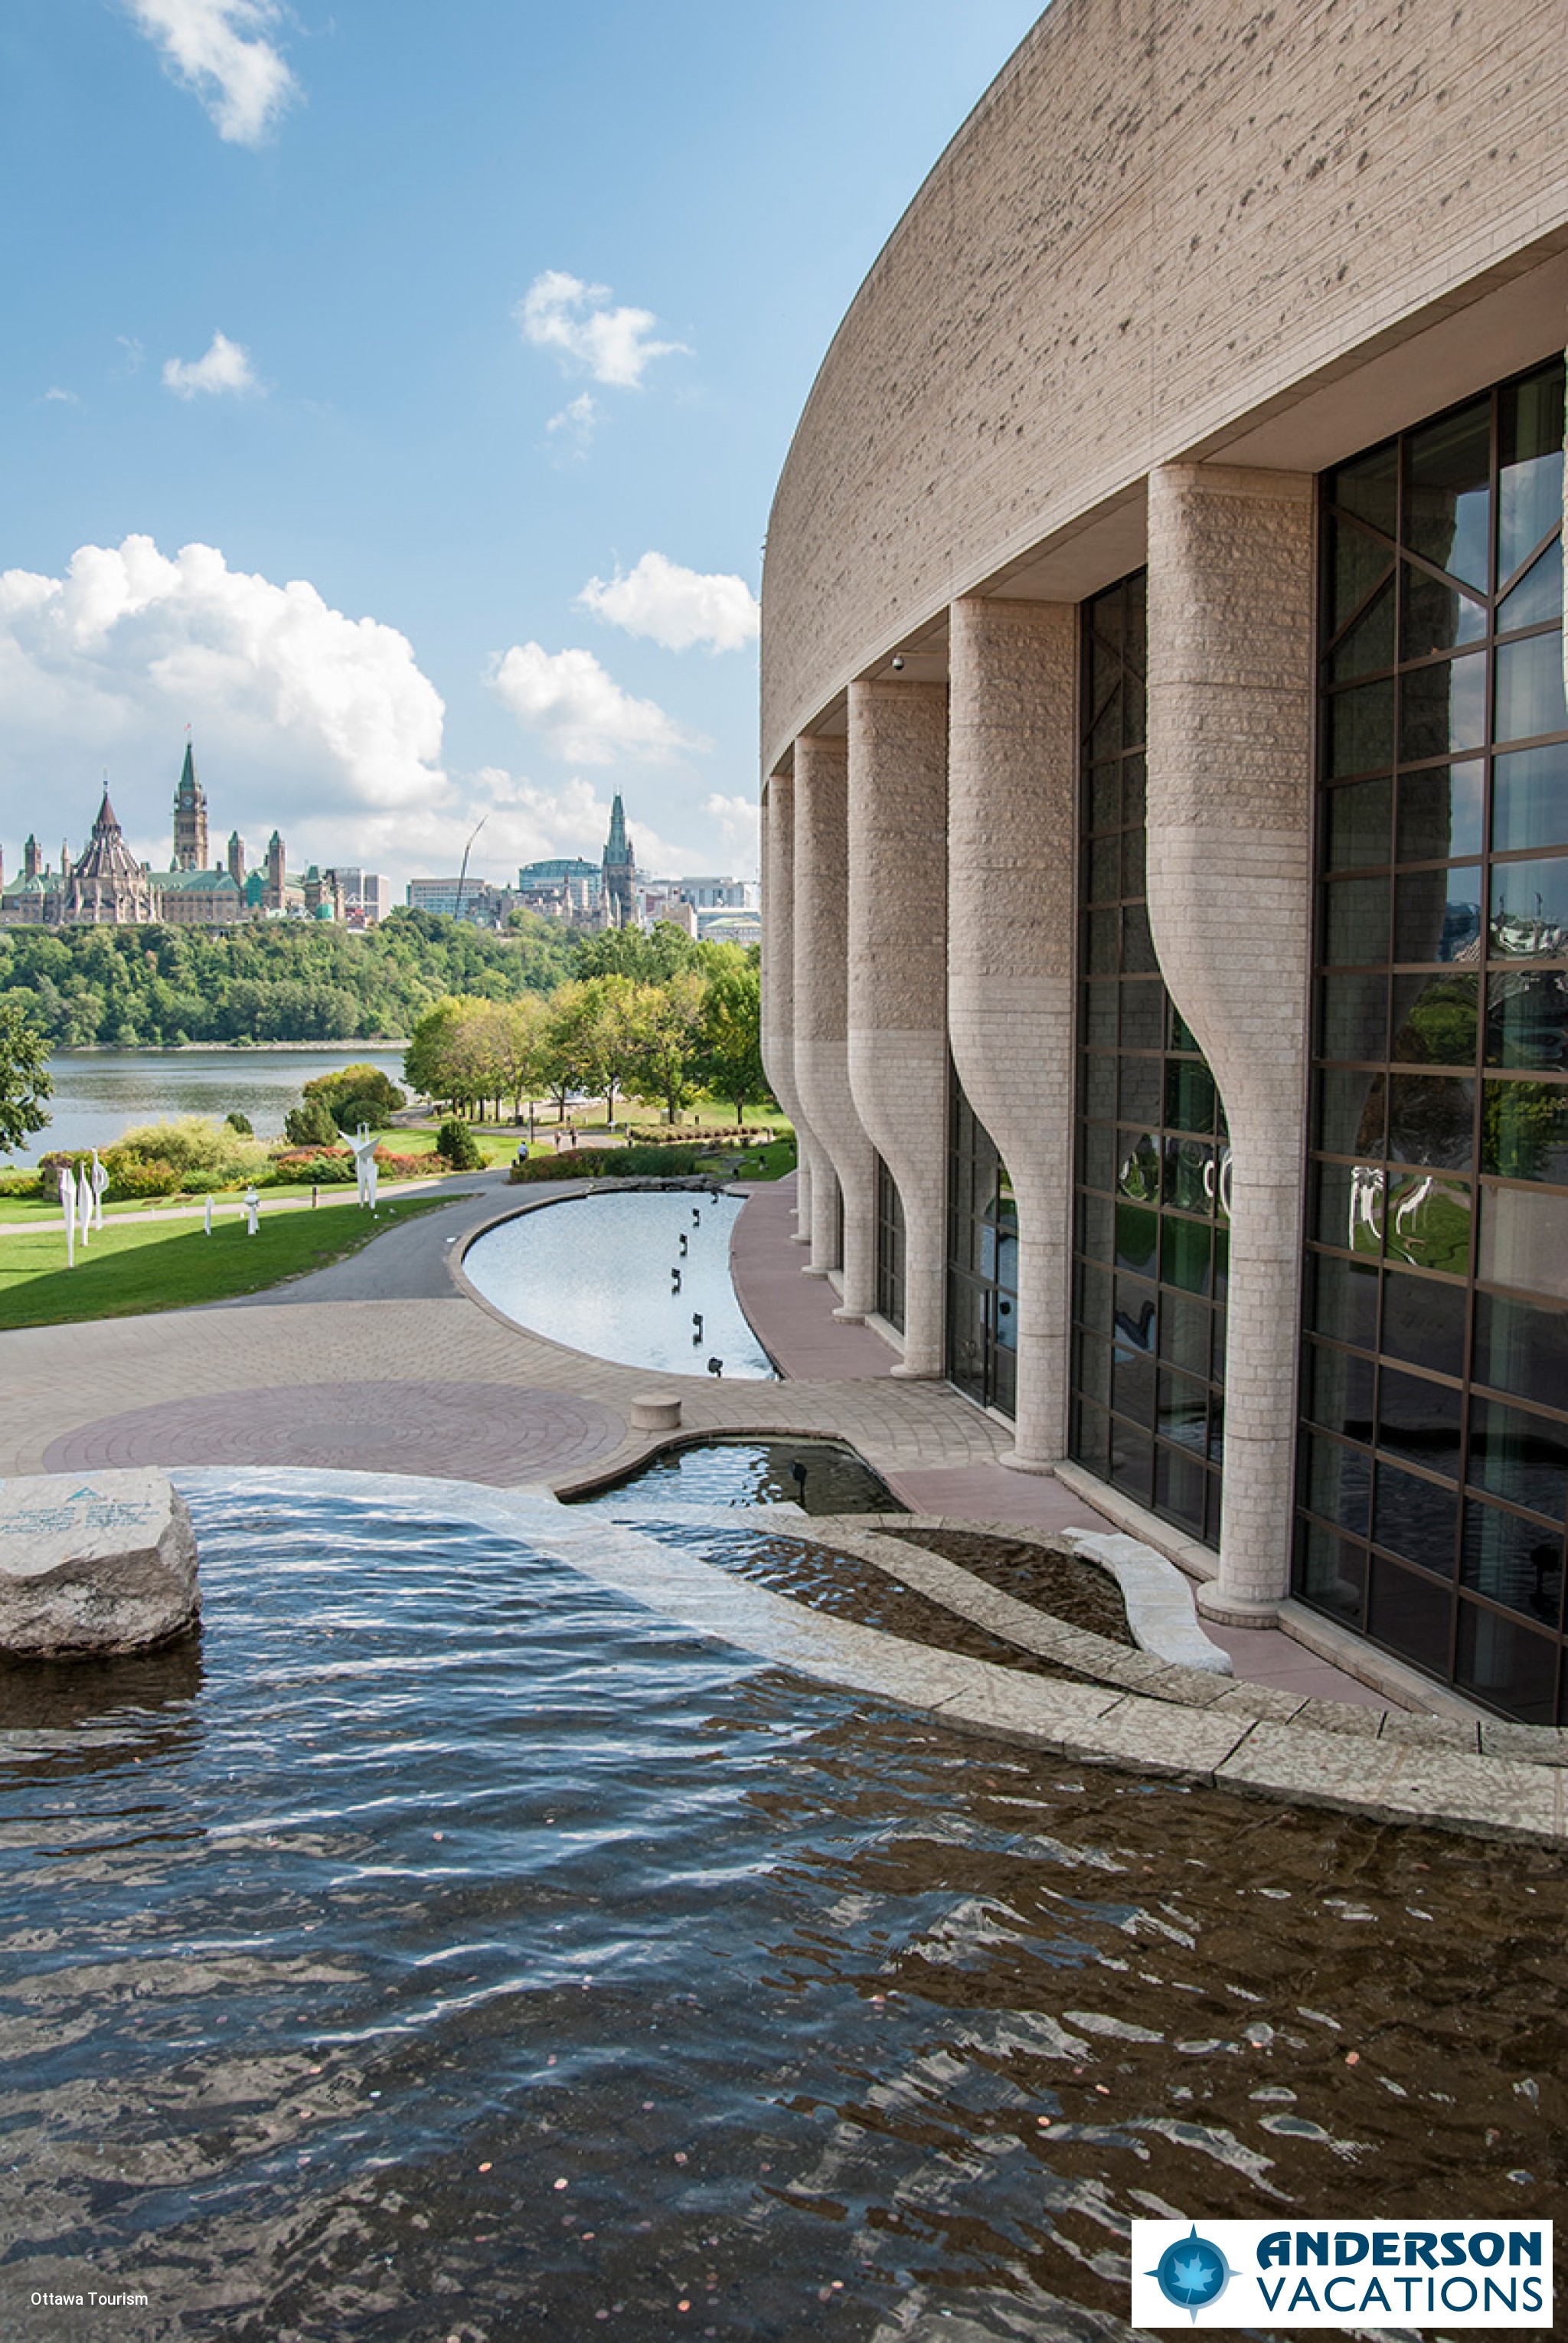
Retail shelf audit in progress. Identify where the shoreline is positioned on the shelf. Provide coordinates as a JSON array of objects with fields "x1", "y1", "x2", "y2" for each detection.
[{"x1": 48, "y1": 1041, "x2": 412, "y2": 1056}]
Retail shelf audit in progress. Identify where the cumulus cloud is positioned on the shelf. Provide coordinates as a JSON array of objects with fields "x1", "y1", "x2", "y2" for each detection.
[
  {"x1": 517, "y1": 270, "x2": 688, "y2": 390},
  {"x1": 490, "y1": 642, "x2": 707, "y2": 767},
  {"x1": 126, "y1": 0, "x2": 299, "y2": 145},
  {"x1": 0, "y1": 536, "x2": 446, "y2": 849},
  {"x1": 42, "y1": 387, "x2": 80, "y2": 407},
  {"x1": 162, "y1": 330, "x2": 261, "y2": 400},
  {"x1": 702, "y1": 792, "x2": 760, "y2": 872},
  {"x1": 577, "y1": 552, "x2": 759, "y2": 655}
]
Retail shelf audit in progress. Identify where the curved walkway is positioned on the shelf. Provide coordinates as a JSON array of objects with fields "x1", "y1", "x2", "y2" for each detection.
[{"x1": 0, "y1": 1168, "x2": 1483, "y2": 1719}]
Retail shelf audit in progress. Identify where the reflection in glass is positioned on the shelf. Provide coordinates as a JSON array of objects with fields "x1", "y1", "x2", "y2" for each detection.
[
  {"x1": 1162, "y1": 1214, "x2": 1214, "y2": 1295},
  {"x1": 1320, "y1": 972, "x2": 1387, "y2": 1063},
  {"x1": 1495, "y1": 633, "x2": 1568, "y2": 745},
  {"x1": 1329, "y1": 678, "x2": 1394, "y2": 776},
  {"x1": 1387, "y1": 1073, "x2": 1475, "y2": 1167},
  {"x1": 1306, "y1": 1253, "x2": 1378, "y2": 1350},
  {"x1": 1400, "y1": 561, "x2": 1487, "y2": 662},
  {"x1": 1305, "y1": 1432, "x2": 1372, "y2": 1534},
  {"x1": 1117, "y1": 1053, "x2": 1161, "y2": 1122},
  {"x1": 1391, "y1": 972, "x2": 1478, "y2": 1068},
  {"x1": 1493, "y1": 744, "x2": 1568, "y2": 855},
  {"x1": 1330, "y1": 511, "x2": 1394, "y2": 628},
  {"x1": 1326, "y1": 776, "x2": 1392, "y2": 869},
  {"x1": 1116, "y1": 1131, "x2": 1161, "y2": 1201},
  {"x1": 1488, "y1": 855, "x2": 1568, "y2": 959},
  {"x1": 1499, "y1": 370, "x2": 1566, "y2": 578},
  {"x1": 1486, "y1": 972, "x2": 1568, "y2": 1071},
  {"x1": 1116, "y1": 1203, "x2": 1158, "y2": 1276},
  {"x1": 1474, "y1": 1290, "x2": 1568, "y2": 1411},
  {"x1": 1496, "y1": 534, "x2": 1562, "y2": 632},
  {"x1": 1397, "y1": 761, "x2": 1484, "y2": 864},
  {"x1": 1368, "y1": 1557, "x2": 1453, "y2": 1671},
  {"x1": 1162, "y1": 1136, "x2": 1220, "y2": 1217},
  {"x1": 1405, "y1": 400, "x2": 1491, "y2": 590},
  {"x1": 1318, "y1": 1067, "x2": 1386, "y2": 1156},
  {"x1": 1304, "y1": 1338, "x2": 1376, "y2": 1441},
  {"x1": 1298, "y1": 1520, "x2": 1367, "y2": 1620},
  {"x1": 1325, "y1": 874, "x2": 1389, "y2": 965},
  {"x1": 1478, "y1": 1178, "x2": 1568, "y2": 1301},
  {"x1": 1393, "y1": 865, "x2": 1481, "y2": 964},
  {"x1": 1381, "y1": 1267, "x2": 1467, "y2": 1379},
  {"x1": 1119, "y1": 981, "x2": 1163, "y2": 1051},
  {"x1": 1372, "y1": 1463, "x2": 1459, "y2": 1571},
  {"x1": 1334, "y1": 579, "x2": 1397, "y2": 679},
  {"x1": 1481, "y1": 1080, "x2": 1568, "y2": 1185},
  {"x1": 1384, "y1": 1172, "x2": 1472, "y2": 1273},
  {"x1": 1455, "y1": 1597, "x2": 1559, "y2": 1723},
  {"x1": 1400, "y1": 651, "x2": 1487, "y2": 763},
  {"x1": 1467, "y1": 1397, "x2": 1568, "y2": 1522},
  {"x1": 1376, "y1": 1366, "x2": 1462, "y2": 1476},
  {"x1": 1462, "y1": 1504, "x2": 1564, "y2": 1627},
  {"x1": 1334, "y1": 445, "x2": 1398, "y2": 538}
]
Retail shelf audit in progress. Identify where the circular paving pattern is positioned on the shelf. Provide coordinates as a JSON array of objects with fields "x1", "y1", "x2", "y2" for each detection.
[{"x1": 41, "y1": 1381, "x2": 625, "y2": 1487}]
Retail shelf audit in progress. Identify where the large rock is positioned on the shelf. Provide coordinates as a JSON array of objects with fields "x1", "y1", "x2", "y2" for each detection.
[{"x1": 0, "y1": 1470, "x2": 200, "y2": 1658}]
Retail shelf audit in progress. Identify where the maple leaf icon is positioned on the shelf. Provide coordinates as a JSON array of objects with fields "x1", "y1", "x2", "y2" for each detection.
[{"x1": 1171, "y1": 2251, "x2": 1217, "y2": 2299}]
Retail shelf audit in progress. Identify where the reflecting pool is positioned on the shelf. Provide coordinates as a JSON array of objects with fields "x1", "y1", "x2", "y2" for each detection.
[
  {"x1": 463, "y1": 1190, "x2": 776, "y2": 1378},
  {"x1": 0, "y1": 1486, "x2": 1561, "y2": 2341},
  {"x1": 576, "y1": 1436, "x2": 900, "y2": 1515}
]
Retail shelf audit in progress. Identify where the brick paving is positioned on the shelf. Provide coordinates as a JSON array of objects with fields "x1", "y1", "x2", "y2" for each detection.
[{"x1": 0, "y1": 1166, "x2": 1397, "y2": 1707}]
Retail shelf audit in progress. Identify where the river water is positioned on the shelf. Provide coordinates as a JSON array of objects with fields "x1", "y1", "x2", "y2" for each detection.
[
  {"x1": 13, "y1": 1048, "x2": 411, "y2": 1165},
  {"x1": 0, "y1": 1486, "x2": 1560, "y2": 2341}
]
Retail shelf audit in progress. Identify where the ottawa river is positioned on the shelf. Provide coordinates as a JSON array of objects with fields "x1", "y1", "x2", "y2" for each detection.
[{"x1": 13, "y1": 1047, "x2": 411, "y2": 1165}]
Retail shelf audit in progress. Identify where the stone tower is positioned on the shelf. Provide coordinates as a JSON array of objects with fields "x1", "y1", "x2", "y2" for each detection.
[
  {"x1": 172, "y1": 740, "x2": 208, "y2": 872},
  {"x1": 602, "y1": 793, "x2": 635, "y2": 929},
  {"x1": 23, "y1": 836, "x2": 40, "y2": 883},
  {"x1": 64, "y1": 790, "x2": 157, "y2": 925},
  {"x1": 227, "y1": 831, "x2": 246, "y2": 890},
  {"x1": 265, "y1": 831, "x2": 286, "y2": 913}
]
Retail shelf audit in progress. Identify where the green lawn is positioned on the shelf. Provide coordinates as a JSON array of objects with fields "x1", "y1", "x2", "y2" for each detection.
[{"x1": 0, "y1": 1193, "x2": 452, "y2": 1329}]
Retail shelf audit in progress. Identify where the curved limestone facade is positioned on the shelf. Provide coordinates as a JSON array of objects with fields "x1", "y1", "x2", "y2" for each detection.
[{"x1": 761, "y1": 0, "x2": 1568, "y2": 1724}]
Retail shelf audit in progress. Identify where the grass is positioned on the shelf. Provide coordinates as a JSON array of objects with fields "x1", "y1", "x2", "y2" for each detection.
[{"x1": 0, "y1": 1193, "x2": 452, "y2": 1330}]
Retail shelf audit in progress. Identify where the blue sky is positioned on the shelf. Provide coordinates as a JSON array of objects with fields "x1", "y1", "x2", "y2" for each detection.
[{"x1": 0, "y1": 0, "x2": 1040, "y2": 896}]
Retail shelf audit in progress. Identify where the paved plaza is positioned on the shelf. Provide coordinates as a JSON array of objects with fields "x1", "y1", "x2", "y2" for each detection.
[{"x1": 0, "y1": 1170, "x2": 1452, "y2": 1713}]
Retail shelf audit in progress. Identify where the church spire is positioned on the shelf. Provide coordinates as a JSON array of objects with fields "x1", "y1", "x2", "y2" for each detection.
[
  {"x1": 602, "y1": 793, "x2": 635, "y2": 928},
  {"x1": 172, "y1": 735, "x2": 208, "y2": 871}
]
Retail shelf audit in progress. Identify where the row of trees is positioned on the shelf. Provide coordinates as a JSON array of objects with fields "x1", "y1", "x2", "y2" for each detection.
[
  {"x1": 0, "y1": 906, "x2": 579, "y2": 1049},
  {"x1": 404, "y1": 949, "x2": 768, "y2": 1126}
]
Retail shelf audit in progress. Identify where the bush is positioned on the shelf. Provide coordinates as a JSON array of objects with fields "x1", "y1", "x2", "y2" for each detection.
[
  {"x1": 0, "y1": 1166, "x2": 39, "y2": 1198},
  {"x1": 303, "y1": 1064, "x2": 406, "y2": 1118},
  {"x1": 283, "y1": 1096, "x2": 341, "y2": 1150},
  {"x1": 616, "y1": 1143, "x2": 705, "y2": 1177},
  {"x1": 508, "y1": 1143, "x2": 705, "y2": 1184},
  {"x1": 103, "y1": 1152, "x2": 181, "y2": 1199},
  {"x1": 509, "y1": 1149, "x2": 609, "y2": 1182},
  {"x1": 436, "y1": 1118, "x2": 485, "y2": 1171},
  {"x1": 112, "y1": 1116, "x2": 266, "y2": 1187},
  {"x1": 626, "y1": 1122, "x2": 771, "y2": 1145},
  {"x1": 329, "y1": 1094, "x2": 387, "y2": 1135},
  {"x1": 268, "y1": 1146, "x2": 357, "y2": 1184},
  {"x1": 224, "y1": 1110, "x2": 254, "y2": 1135}
]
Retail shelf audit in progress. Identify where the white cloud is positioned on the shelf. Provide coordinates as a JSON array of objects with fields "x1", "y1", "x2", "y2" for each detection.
[
  {"x1": 126, "y1": 0, "x2": 299, "y2": 146},
  {"x1": 577, "y1": 552, "x2": 759, "y2": 655},
  {"x1": 490, "y1": 642, "x2": 707, "y2": 767},
  {"x1": 42, "y1": 387, "x2": 80, "y2": 407},
  {"x1": 322, "y1": 769, "x2": 696, "y2": 897},
  {"x1": 0, "y1": 536, "x2": 446, "y2": 845},
  {"x1": 702, "y1": 792, "x2": 760, "y2": 873},
  {"x1": 162, "y1": 330, "x2": 261, "y2": 400},
  {"x1": 545, "y1": 391, "x2": 599, "y2": 463},
  {"x1": 115, "y1": 335, "x2": 146, "y2": 377},
  {"x1": 516, "y1": 270, "x2": 688, "y2": 390}
]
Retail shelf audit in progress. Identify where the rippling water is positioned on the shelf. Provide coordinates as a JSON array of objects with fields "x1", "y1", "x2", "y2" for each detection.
[
  {"x1": 580, "y1": 1438, "x2": 900, "y2": 1515},
  {"x1": 21, "y1": 1049, "x2": 410, "y2": 1166},
  {"x1": 463, "y1": 1191, "x2": 775, "y2": 1379},
  {"x1": 0, "y1": 1491, "x2": 1562, "y2": 2341}
]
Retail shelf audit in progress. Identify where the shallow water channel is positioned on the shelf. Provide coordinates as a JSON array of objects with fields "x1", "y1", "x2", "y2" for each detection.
[
  {"x1": 463, "y1": 1190, "x2": 775, "y2": 1380},
  {"x1": 0, "y1": 1488, "x2": 1562, "y2": 2341}
]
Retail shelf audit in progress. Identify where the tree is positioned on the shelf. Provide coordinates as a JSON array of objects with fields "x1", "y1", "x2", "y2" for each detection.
[
  {"x1": 302, "y1": 1062, "x2": 407, "y2": 1121},
  {"x1": 0, "y1": 997, "x2": 52, "y2": 1155},
  {"x1": 696, "y1": 960, "x2": 772, "y2": 1123},
  {"x1": 283, "y1": 1095, "x2": 340, "y2": 1149},
  {"x1": 576, "y1": 974, "x2": 645, "y2": 1121},
  {"x1": 570, "y1": 919, "x2": 702, "y2": 985},
  {"x1": 627, "y1": 968, "x2": 709, "y2": 1123},
  {"x1": 536, "y1": 982, "x2": 598, "y2": 1122}
]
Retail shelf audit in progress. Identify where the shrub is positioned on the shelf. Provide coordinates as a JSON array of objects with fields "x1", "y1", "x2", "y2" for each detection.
[
  {"x1": 113, "y1": 1116, "x2": 266, "y2": 1187},
  {"x1": 0, "y1": 1166, "x2": 38, "y2": 1198},
  {"x1": 283, "y1": 1096, "x2": 340, "y2": 1150},
  {"x1": 507, "y1": 1143, "x2": 705, "y2": 1184},
  {"x1": 509, "y1": 1149, "x2": 608, "y2": 1182},
  {"x1": 329, "y1": 1093, "x2": 387, "y2": 1135},
  {"x1": 103, "y1": 1152, "x2": 180, "y2": 1199},
  {"x1": 436, "y1": 1118, "x2": 484, "y2": 1171},
  {"x1": 615, "y1": 1143, "x2": 705, "y2": 1177},
  {"x1": 302, "y1": 1063, "x2": 406, "y2": 1116},
  {"x1": 224, "y1": 1110, "x2": 254, "y2": 1135},
  {"x1": 269, "y1": 1146, "x2": 356, "y2": 1184}
]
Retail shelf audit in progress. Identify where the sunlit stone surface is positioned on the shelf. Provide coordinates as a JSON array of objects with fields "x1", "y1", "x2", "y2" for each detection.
[{"x1": 0, "y1": 1468, "x2": 199, "y2": 1656}]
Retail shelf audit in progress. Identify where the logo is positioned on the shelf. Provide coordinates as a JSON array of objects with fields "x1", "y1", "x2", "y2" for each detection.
[{"x1": 1148, "y1": 2227, "x2": 1233, "y2": 2321}]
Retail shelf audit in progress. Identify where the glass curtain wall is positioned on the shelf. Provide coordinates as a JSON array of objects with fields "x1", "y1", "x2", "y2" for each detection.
[
  {"x1": 1070, "y1": 572, "x2": 1230, "y2": 1543},
  {"x1": 946, "y1": 1070, "x2": 1018, "y2": 1415},
  {"x1": 875, "y1": 1154, "x2": 906, "y2": 1332},
  {"x1": 1296, "y1": 357, "x2": 1568, "y2": 1723}
]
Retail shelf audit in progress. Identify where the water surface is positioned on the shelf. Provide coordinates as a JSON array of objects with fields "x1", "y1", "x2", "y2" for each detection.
[
  {"x1": 0, "y1": 1488, "x2": 1560, "y2": 2341},
  {"x1": 464, "y1": 1190, "x2": 775, "y2": 1379},
  {"x1": 16, "y1": 1047, "x2": 410, "y2": 1166}
]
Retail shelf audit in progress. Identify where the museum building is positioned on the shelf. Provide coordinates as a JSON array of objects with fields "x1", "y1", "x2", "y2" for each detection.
[{"x1": 759, "y1": 0, "x2": 1568, "y2": 1723}]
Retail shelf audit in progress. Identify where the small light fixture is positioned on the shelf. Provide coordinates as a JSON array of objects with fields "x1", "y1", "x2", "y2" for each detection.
[{"x1": 890, "y1": 655, "x2": 905, "y2": 672}]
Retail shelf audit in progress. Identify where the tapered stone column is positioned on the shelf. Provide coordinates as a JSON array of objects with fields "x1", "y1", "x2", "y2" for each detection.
[
  {"x1": 948, "y1": 597, "x2": 1078, "y2": 1465},
  {"x1": 1146, "y1": 462, "x2": 1315, "y2": 1622},
  {"x1": 792, "y1": 734, "x2": 876, "y2": 1310},
  {"x1": 760, "y1": 767, "x2": 818, "y2": 1241},
  {"x1": 847, "y1": 679, "x2": 949, "y2": 1373}
]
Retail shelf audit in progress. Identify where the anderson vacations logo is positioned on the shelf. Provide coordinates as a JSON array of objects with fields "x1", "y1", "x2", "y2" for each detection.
[{"x1": 1130, "y1": 2219, "x2": 1553, "y2": 2328}]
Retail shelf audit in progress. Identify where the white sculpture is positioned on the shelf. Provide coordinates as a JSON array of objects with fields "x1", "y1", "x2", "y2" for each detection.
[
  {"x1": 58, "y1": 1167, "x2": 76, "y2": 1269},
  {"x1": 243, "y1": 1185, "x2": 260, "y2": 1237},
  {"x1": 77, "y1": 1165, "x2": 94, "y2": 1251},
  {"x1": 204, "y1": 1194, "x2": 214, "y2": 1237},
  {"x1": 348, "y1": 1123, "x2": 380, "y2": 1211},
  {"x1": 90, "y1": 1150, "x2": 107, "y2": 1230}
]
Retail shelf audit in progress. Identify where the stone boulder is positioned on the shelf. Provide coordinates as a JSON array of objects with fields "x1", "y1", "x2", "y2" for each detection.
[{"x1": 0, "y1": 1470, "x2": 200, "y2": 1658}]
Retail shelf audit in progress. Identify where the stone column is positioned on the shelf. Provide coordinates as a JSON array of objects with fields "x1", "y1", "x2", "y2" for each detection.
[
  {"x1": 948, "y1": 596, "x2": 1079, "y2": 1466},
  {"x1": 760, "y1": 767, "x2": 817, "y2": 1241},
  {"x1": 847, "y1": 679, "x2": 949, "y2": 1374},
  {"x1": 1145, "y1": 462, "x2": 1315, "y2": 1622},
  {"x1": 792, "y1": 734, "x2": 877, "y2": 1311}
]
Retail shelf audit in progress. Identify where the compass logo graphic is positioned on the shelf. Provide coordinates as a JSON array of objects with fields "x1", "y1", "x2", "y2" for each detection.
[{"x1": 1146, "y1": 2225, "x2": 1233, "y2": 2322}]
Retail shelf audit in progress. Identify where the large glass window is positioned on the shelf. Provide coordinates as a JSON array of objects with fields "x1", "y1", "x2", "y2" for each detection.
[
  {"x1": 875, "y1": 1153, "x2": 906, "y2": 1332},
  {"x1": 1070, "y1": 572, "x2": 1230, "y2": 1541},
  {"x1": 1298, "y1": 358, "x2": 1568, "y2": 1724},
  {"x1": 946, "y1": 1070, "x2": 1017, "y2": 1416}
]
